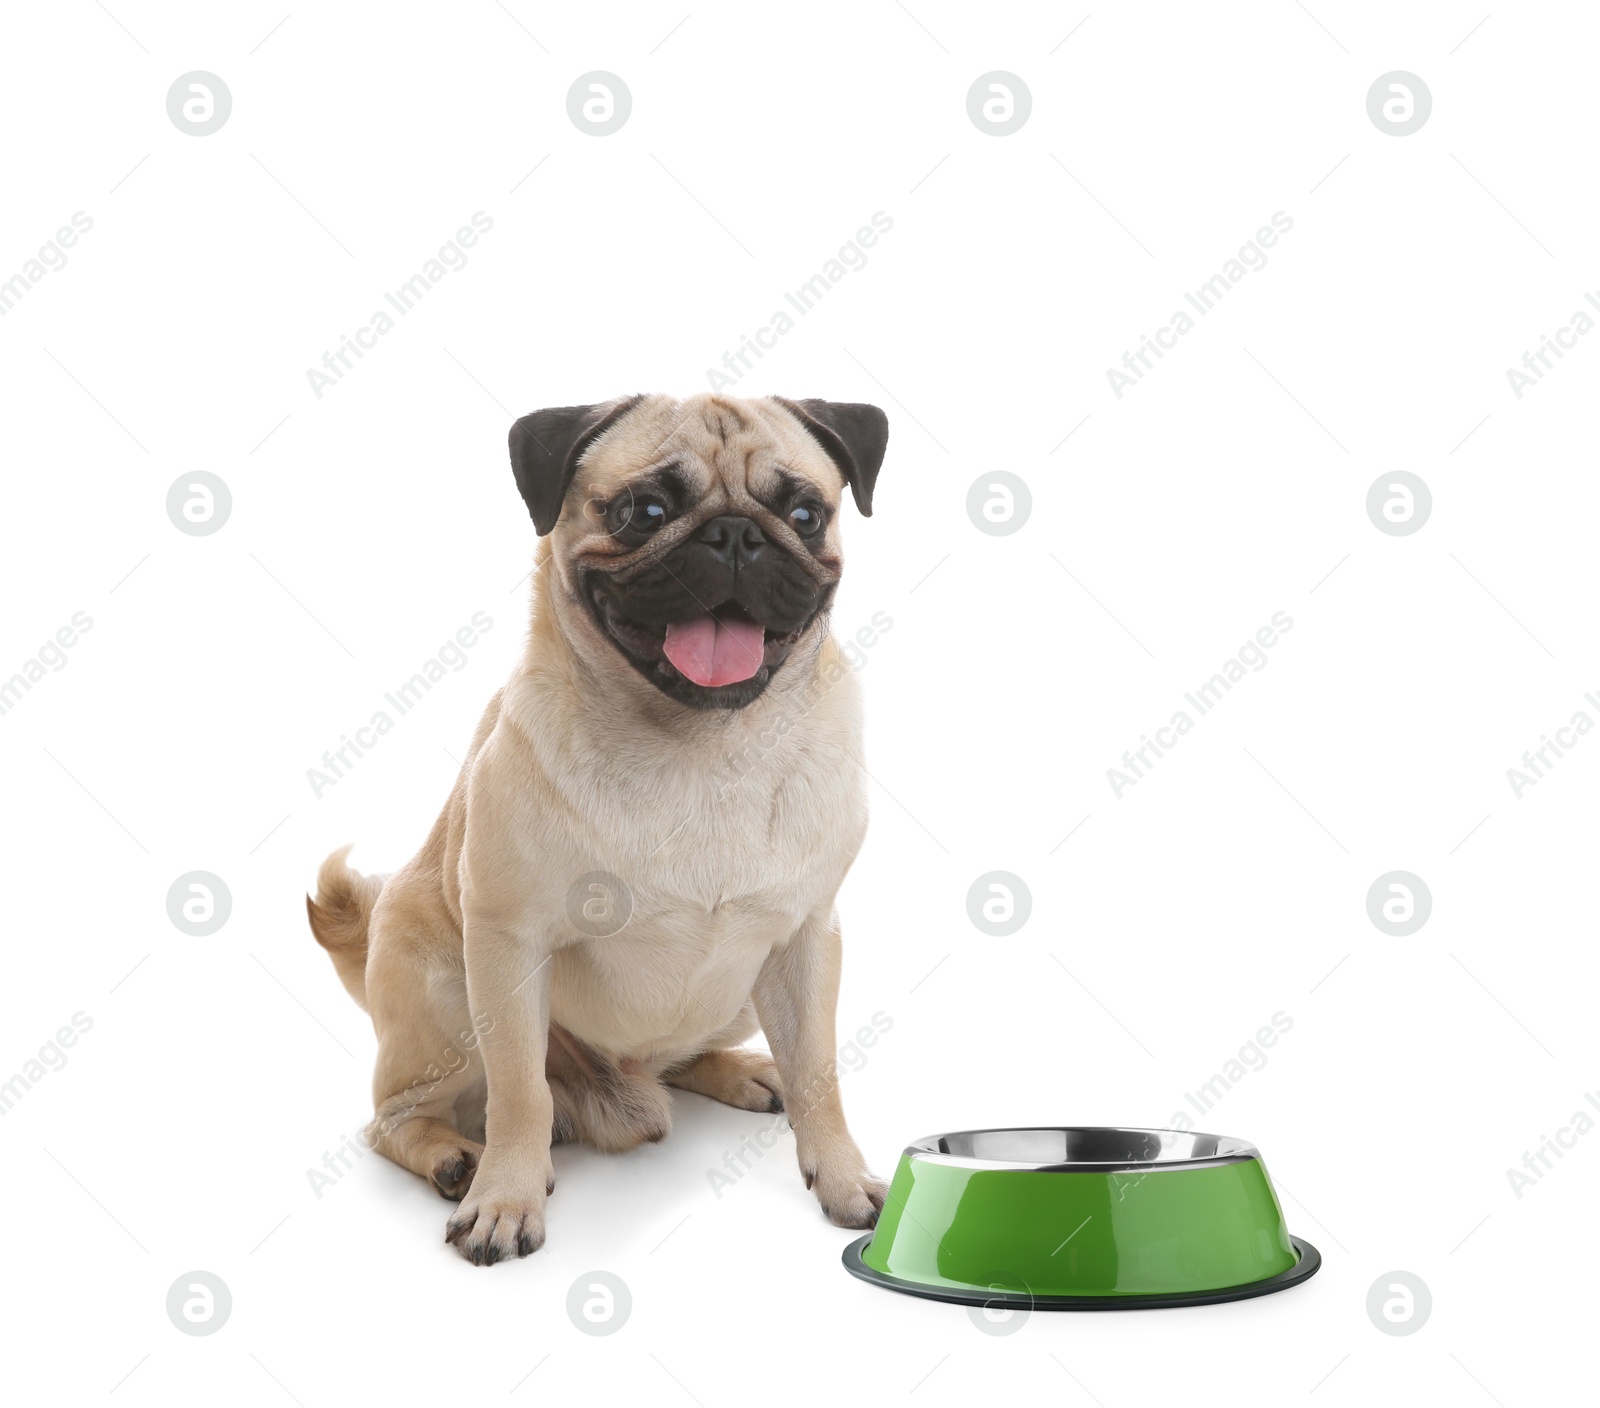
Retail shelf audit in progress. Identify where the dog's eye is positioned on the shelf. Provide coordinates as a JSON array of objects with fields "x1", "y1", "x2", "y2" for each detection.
[
  {"x1": 610, "y1": 495, "x2": 670, "y2": 538},
  {"x1": 788, "y1": 502, "x2": 826, "y2": 537}
]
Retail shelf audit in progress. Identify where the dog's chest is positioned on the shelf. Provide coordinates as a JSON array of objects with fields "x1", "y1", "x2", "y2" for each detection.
[
  {"x1": 561, "y1": 761, "x2": 855, "y2": 1052},
  {"x1": 637, "y1": 752, "x2": 855, "y2": 918},
  {"x1": 529, "y1": 673, "x2": 866, "y2": 1052},
  {"x1": 565, "y1": 702, "x2": 865, "y2": 927}
]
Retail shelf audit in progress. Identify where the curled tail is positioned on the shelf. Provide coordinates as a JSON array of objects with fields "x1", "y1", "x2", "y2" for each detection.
[{"x1": 306, "y1": 845, "x2": 385, "y2": 1011}]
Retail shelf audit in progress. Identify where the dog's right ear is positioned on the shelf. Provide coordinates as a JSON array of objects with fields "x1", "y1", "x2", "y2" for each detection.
[{"x1": 508, "y1": 396, "x2": 645, "y2": 535}]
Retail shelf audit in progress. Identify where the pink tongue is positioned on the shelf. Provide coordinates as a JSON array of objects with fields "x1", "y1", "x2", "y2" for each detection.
[{"x1": 663, "y1": 614, "x2": 767, "y2": 687}]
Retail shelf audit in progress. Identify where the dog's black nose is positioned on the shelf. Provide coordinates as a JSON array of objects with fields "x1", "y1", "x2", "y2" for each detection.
[{"x1": 697, "y1": 516, "x2": 767, "y2": 568}]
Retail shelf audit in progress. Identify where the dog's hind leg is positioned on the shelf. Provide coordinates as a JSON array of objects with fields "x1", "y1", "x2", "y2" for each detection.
[
  {"x1": 661, "y1": 1000, "x2": 781, "y2": 1112},
  {"x1": 663, "y1": 1048, "x2": 784, "y2": 1113},
  {"x1": 362, "y1": 909, "x2": 490, "y2": 1199},
  {"x1": 366, "y1": 1034, "x2": 487, "y2": 1199},
  {"x1": 371, "y1": 1112, "x2": 483, "y2": 1200},
  {"x1": 545, "y1": 1026, "x2": 672, "y2": 1152}
]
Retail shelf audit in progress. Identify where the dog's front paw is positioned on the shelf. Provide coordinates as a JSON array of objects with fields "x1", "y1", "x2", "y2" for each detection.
[
  {"x1": 805, "y1": 1162, "x2": 888, "y2": 1230},
  {"x1": 444, "y1": 1164, "x2": 554, "y2": 1266}
]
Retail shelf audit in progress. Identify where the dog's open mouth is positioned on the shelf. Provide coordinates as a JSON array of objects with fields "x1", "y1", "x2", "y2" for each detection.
[
  {"x1": 661, "y1": 607, "x2": 768, "y2": 687},
  {"x1": 587, "y1": 588, "x2": 812, "y2": 702}
]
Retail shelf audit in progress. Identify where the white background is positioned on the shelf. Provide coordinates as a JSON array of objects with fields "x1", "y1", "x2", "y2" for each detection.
[{"x1": 2, "y1": 1, "x2": 1595, "y2": 1403}]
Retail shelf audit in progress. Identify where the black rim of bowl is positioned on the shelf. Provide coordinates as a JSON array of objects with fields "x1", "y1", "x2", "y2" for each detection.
[{"x1": 841, "y1": 1234, "x2": 1321, "y2": 1311}]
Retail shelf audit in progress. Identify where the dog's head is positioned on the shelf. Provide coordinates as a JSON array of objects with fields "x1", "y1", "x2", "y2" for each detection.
[{"x1": 508, "y1": 393, "x2": 888, "y2": 710}]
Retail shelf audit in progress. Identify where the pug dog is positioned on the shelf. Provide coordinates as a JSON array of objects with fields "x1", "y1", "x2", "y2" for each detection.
[{"x1": 307, "y1": 393, "x2": 891, "y2": 1264}]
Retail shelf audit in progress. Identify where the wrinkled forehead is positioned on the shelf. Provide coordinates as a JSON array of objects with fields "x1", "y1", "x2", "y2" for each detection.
[{"x1": 577, "y1": 395, "x2": 842, "y2": 507}]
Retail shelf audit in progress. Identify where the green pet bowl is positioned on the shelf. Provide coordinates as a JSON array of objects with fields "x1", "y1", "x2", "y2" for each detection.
[{"x1": 844, "y1": 1127, "x2": 1320, "y2": 1310}]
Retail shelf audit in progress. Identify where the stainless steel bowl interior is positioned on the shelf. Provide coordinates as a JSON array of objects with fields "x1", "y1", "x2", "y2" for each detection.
[{"x1": 908, "y1": 1127, "x2": 1260, "y2": 1172}]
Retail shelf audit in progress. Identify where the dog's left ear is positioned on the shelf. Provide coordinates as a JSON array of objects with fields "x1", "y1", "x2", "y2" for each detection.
[
  {"x1": 773, "y1": 398, "x2": 890, "y2": 517},
  {"x1": 508, "y1": 395, "x2": 645, "y2": 535}
]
